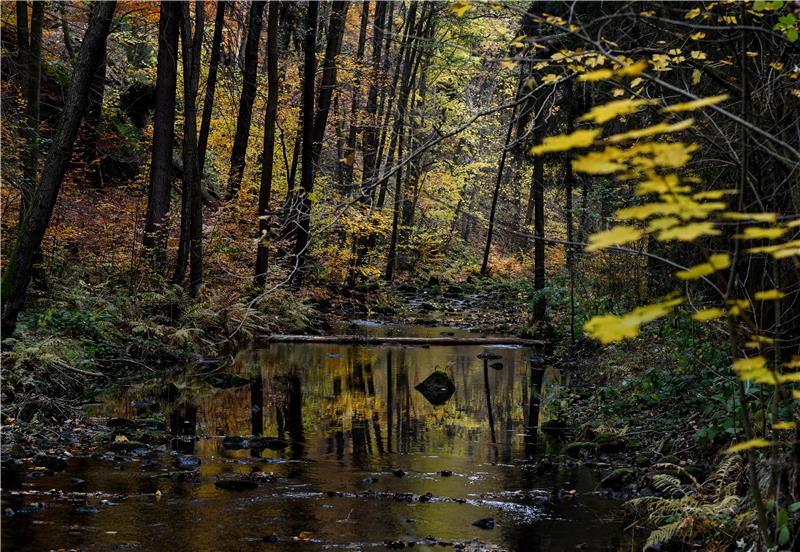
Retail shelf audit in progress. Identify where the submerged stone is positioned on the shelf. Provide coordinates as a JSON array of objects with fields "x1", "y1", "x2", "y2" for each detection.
[
  {"x1": 414, "y1": 371, "x2": 456, "y2": 406},
  {"x1": 489, "y1": 362, "x2": 503, "y2": 370},
  {"x1": 215, "y1": 478, "x2": 258, "y2": 491},
  {"x1": 174, "y1": 455, "x2": 201, "y2": 470},
  {"x1": 472, "y1": 517, "x2": 495, "y2": 530}
]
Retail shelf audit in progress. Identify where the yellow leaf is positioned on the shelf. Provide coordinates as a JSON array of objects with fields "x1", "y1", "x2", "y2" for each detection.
[
  {"x1": 583, "y1": 298, "x2": 684, "y2": 344},
  {"x1": 607, "y1": 119, "x2": 694, "y2": 143},
  {"x1": 114, "y1": 435, "x2": 129, "y2": 443},
  {"x1": 541, "y1": 73, "x2": 559, "y2": 84},
  {"x1": 636, "y1": 174, "x2": 691, "y2": 195},
  {"x1": 450, "y1": 1, "x2": 471, "y2": 17},
  {"x1": 531, "y1": 129, "x2": 601, "y2": 155},
  {"x1": 617, "y1": 60, "x2": 647, "y2": 77},
  {"x1": 769, "y1": 62, "x2": 784, "y2": 71},
  {"x1": 690, "y1": 31, "x2": 706, "y2": 40},
  {"x1": 793, "y1": 390, "x2": 800, "y2": 399},
  {"x1": 675, "y1": 253, "x2": 730, "y2": 279},
  {"x1": 734, "y1": 227, "x2": 788, "y2": 240},
  {"x1": 723, "y1": 212, "x2": 777, "y2": 223},
  {"x1": 580, "y1": 99, "x2": 653, "y2": 124},
  {"x1": 690, "y1": 50, "x2": 707, "y2": 60},
  {"x1": 499, "y1": 58, "x2": 517, "y2": 70},
  {"x1": 657, "y1": 222, "x2": 720, "y2": 241},
  {"x1": 786, "y1": 218, "x2": 800, "y2": 228},
  {"x1": 784, "y1": 356, "x2": 800, "y2": 369},
  {"x1": 631, "y1": 77, "x2": 644, "y2": 88},
  {"x1": 692, "y1": 68, "x2": 702, "y2": 84},
  {"x1": 572, "y1": 148, "x2": 629, "y2": 174},
  {"x1": 579, "y1": 68, "x2": 614, "y2": 82},
  {"x1": 647, "y1": 217, "x2": 680, "y2": 232},
  {"x1": 754, "y1": 289, "x2": 785, "y2": 300},
  {"x1": 692, "y1": 308, "x2": 726, "y2": 321},
  {"x1": 723, "y1": 438, "x2": 771, "y2": 454},
  {"x1": 772, "y1": 422, "x2": 796, "y2": 430},
  {"x1": 662, "y1": 94, "x2": 729, "y2": 113},
  {"x1": 692, "y1": 189, "x2": 736, "y2": 200},
  {"x1": 586, "y1": 225, "x2": 643, "y2": 251},
  {"x1": 685, "y1": 8, "x2": 701, "y2": 19},
  {"x1": 780, "y1": 372, "x2": 800, "y2": 383}
]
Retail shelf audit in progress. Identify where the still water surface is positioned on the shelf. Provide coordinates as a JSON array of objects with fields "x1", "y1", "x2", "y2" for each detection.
[{"x1": 2, "y1": 324, "x2": 632, "y2": 551}]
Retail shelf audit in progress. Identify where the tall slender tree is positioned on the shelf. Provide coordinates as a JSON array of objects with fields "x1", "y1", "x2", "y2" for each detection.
[
  {"x1": 173, "y1": 0, "x2": 205, "y2": 296},
  {"x1": 225, "y1": 0, "x2": 266, "y2": 200},
  {"x1": 2, "y1": 1, "x2": 118, "y2": 335},
  {"x1": 142, "y1": 1, "x2": 181, "y2": 271},
  {"x1": 197, "y1": 0, "x2": 227, "y2": 177},
  {"x1": 19, "y1": 0, "x2": 43, "y2": 219},
  {"x1": 254, "y1": 0, "x2": 280, "y2": 287}
]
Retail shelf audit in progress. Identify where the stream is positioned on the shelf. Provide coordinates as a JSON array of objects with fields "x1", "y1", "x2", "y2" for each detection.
[{"x1": 2, "y1": 323, "x2": 634, "y2": 551}]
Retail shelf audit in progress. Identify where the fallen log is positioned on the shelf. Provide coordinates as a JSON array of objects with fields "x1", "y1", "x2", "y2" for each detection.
[{"x1": 255, "y1": 334, "x2": 546, "y2": 347}]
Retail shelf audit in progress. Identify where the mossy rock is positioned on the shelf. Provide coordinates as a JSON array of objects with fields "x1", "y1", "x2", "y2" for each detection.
[
  {"x1": 109, "y1": 440, "x2": 148, "y2": 452},
  {"x1": 564, "y1": 441, "x2": 597, "y2": 458},
  {"x1": 596, "y1": 433, "x2": 627, "y2": 453},
  {"x1": 600, "y1": 467, "x2": 636, "y2": 490}
]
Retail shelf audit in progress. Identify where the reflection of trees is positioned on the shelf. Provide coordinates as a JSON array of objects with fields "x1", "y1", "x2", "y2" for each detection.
[{"x1": 169, "y1": 400, "x2": 198, "y2": 454}]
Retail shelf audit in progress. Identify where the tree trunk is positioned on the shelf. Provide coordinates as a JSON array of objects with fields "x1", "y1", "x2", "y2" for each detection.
[
  {"x1": 173, "y1": 1, "x2": 205, "y2": 296},
  {"x1": 359, "y1": 0, "x2": 387, "y2": 202},
  {"x1": 197, "y1": 0, "x2": 226, "y2": 176},
  {"x1": 341, "y1": 0, "x2": 370, "y2": 189},
  {"x1": 19, "y1": 0, "x2": 43, "y2": 219},
  {"x1": 289, "y1": 0, "x2": 318, "y2": 287},
  {"x1": 142, "y1": 1, "x2": 180, "y2": 272},
  {"x1": 1, "y1": 1, "x2": 117, "y2": 336},
  {"x1": 225, "y1": 0, "x2": 265, "y2": 200},
  {"x1": 59, "y1": 2, "x2": 75, "y2": 61},
  {"x1": 84, "y1": 37, "x2": 108, "y2": 188},
  {"x1": 531, "y1": 123, "x2": 546, "y2": 320},
  {"x1": 254, "y1": 0, "x2": 280, "y2": 287},
  {"x1": 16, "y1": 1, "x2": 28, "y2": 89}
]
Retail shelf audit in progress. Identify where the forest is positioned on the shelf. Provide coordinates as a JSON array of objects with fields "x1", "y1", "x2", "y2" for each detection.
[{"x1": 1, "y1": 1, "x2": 799, "y2": 550}]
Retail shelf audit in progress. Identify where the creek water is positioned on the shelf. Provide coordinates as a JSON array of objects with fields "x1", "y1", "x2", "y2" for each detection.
[{"x1": 2, "y1": 323, "x2": 633, "y2": 551}]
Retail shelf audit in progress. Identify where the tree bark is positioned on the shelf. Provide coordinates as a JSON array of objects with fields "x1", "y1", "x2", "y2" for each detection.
[
  {"x1": 173, "y1": 1, "x2": 205, "y2": 296},
  {"x1": 16, "y1": 1, "x2": 28, "y2": 89},
  {"x1": 531, "y1": 122, "x2": 546, "y2": 320},
  {"x1": 254, "y1": 0, "x2": 280, "y2": 287},
  {"x1": 19, "y1": 0, "x2": 43, "y2": 219},
  {"x1": 1, "y1": 1, "x2": 117, "y2": 336},
  {"x1": 197, "y1": 0, "x2": 226, "y2": 176},
  {"x1": 289, "y1": 0, "x2": 318, "y2": 287},
  {"x1": 358, "y1": 0, "x2": 387, "y2": 201},
  {"x1": 142, "y1": 1, "x2": 180, "y2": 272},
  {"x1": 225, "y1": 0, "x2": 266, "y2": 200},
  {"x1": 341, "y1": 0, "x2": 370, "y2": 189}
]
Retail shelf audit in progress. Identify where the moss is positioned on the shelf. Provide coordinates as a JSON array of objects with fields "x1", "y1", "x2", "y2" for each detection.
[{"x1": 564, "y1": 441, "x2": 598, "y2": 457}]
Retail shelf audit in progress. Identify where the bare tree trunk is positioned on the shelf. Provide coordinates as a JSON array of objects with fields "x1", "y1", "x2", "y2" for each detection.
[
  {"x1": 1, "y1": 1, "x2": 117, "y2": 336},
  {"x1": 16, "y1": 1, "x2": 28, "y2": 89},
  {"x1": 174, "y1": 1, "x2": 205, "y2": 296},
  {"x1": 142, "y1": 1, "x2": 180, "y2": 271},
  {"x1": 531, "y1": 122, "x2": 546, "y2": 320},
  {"x1": 59, "y1": 2, "x2": 75, "y2": 61},
  {"x1": 225, "y1": 0, "x2": 266, "y2": 200},
  {"x1": 289, "y1": 0, "x2": 318, "y2": 287},
  {"x1": 197, "y1": 0, "x2": 226, "y2": 176},
  {"x1": 254, "y1": 0, "x2": 280, "y2": 287},
  {"x1": 342, "y1": 0, "x2": 370, "y2": 189},
  {"x1": 19, "y1": 0, "x2": 43, "y2": 219},
  {"x1": 359, "y1": 0, "x2": 387, "y2": 202}
]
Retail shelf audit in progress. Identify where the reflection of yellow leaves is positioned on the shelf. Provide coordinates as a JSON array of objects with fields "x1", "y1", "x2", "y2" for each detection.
[
  {"x1": 724, "y1": 438, "x2": 770, "y2": 454},
  {"x1": 586, "y1": 225, "x2": 642, "y2": 251},
  {"x1": 662, "y1": 94, "x2": 729, "y2": 113},
  {"x1": 583, "y1": 298, "x2": 684, "y2": 344},
  {"x1": 657, "y1": 222, "x2": 720, "y2": 241},
  {"x1": 531, "y1": 129, "x2": 601, "y2": 155},
  {"x1": 607, "y1": 119, "x2": 694, "y2": 143},
  {"x1": 580, "y1": 99, "x2": 652, "y2": 124},
  {"x1": 692, "y1": 308, "x2": 726, "y2": 321},
  {"x1": 676, "y1": 253, "x2": 730, "y2": 280},
  {"x1": 754, "y1": 289, "x2": 785, "y2": 300}
]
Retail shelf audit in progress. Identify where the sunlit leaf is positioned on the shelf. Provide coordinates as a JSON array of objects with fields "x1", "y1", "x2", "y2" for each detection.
[
  {"x1": 657, "y1": 222, "x2": 720, "y2": 241},
  {"x1": 662, "y1": 94, "x2": 729, "y2": 113},
  {"x1": 450, "y1": 1, "x2": 472, "y2": 17},
  {"x1": 734, "y1": 226, "x2": 788, "y2": 240},
  {"x1": 675, "y1": 253, "x2": 730, "y2": 279},
  {"x1": 580, "y1": 98, "x2": 653, "y2": 124},
  {"x1": 692, "y1": 308, "x2": 727, "y2": 321},
  {"x1": 583, "y1": 298, "x2": 684, "y2": 344},
  {"x1": 772, "y1": 422, "x2": 796, "y2": 430},
  {"x1": 607, "y1": 119, "x2": 694, "y2": 143},
  {"x1": 586, "y1": 225, "x2": 643, "y2": 251},
  {"x1": 754, "y1": 289, "x2": 785, "y2": 300},
  {"x1": 531, "y1": 129, "x2": 601, "y2": 155},
  {"x1": 723, "y1": 438, "x2": 771, "y2": 454}
]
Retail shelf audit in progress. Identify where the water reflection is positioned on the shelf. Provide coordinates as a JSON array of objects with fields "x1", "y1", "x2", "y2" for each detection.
[{"x1": 2, "y1": 336, "x2": 629, "y2": 551}]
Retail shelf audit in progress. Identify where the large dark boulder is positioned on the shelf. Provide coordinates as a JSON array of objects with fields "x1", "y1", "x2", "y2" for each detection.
[{"x1": 415, "y1": 371, "x2": 456, "y2": 406}]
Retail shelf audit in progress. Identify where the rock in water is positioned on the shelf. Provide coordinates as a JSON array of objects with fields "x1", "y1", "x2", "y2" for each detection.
[
  {"x1": 215, "y1": 479, "x2": 258, "y2": 491},
  {"x1": 472, "y1": 517, "x2": 494, "y2": 530},
  {"x1": 414, "y1": 371, "x2": 456, "y2": 406}
]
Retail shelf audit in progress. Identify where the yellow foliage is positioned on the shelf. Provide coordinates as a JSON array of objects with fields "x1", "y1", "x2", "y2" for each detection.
[
  {"x1": 530, "y1": 128, "x2": 601, "y2": 155},
  {"x1": 723, "y1": 438, "x2": 771, "y2": 454},
  {"x1": 772, "y1": 422, "x2": 796, "y2": 430},
  {"x1": 734, "y1": 226, "x2": 788, "y2": 240},
  {"x1": 450, "y1": 1, "x2": 472, "y2": 17},
  {"x1": 607, "y1": 119, "x2": 694, "y2": 143},
  {"x1": 583, "y1": 298, "x2": 684, "y2": 344},
  {"x1": 662, "y1": 94, "x2": 729, "y2": 113},
  {"x1": 580, "y1": 98, "x2": 653, "y2": 124},
  {"x1": 722, "y1": 212, "x2": 777, "y2": 222},
  {"x1": 675, "y1": 253, "x2": 730, "y2": 280},
  {"x1": 586, "y1": 225, "x2": 643, "y2": 251},
  {"x1": 692, "y1": 189, "x2": 736, "y2": 200},
  {"x1": 572, "y1": 148, "x2": 628, "y2": 174},
  {"x1": 636, "y1": 174, "x2": 691, "y2": 195},
  {"x1": 754, "y1": 289, "x2": 785, "y2": 300},
  {"x1": 692, "y1": 308, "x2": 727, "y2": 321},
  {"x1": 657, "y1": 222, "x2": 720, "y2": 241},
  {"x1": 579, "y1": 68, "x2": 614, "y2": 81}
]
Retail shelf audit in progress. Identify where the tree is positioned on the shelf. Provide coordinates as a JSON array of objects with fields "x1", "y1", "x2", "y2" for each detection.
[
  {"x1": 18, "y1": 0, "x2": 43, "y2": 219},
  {"x1": 289, "y1": 0, "x2": 318, "y2": 287},
  {"x1": 225, "y1": 0, "x2": 266, "y2": 200},
  {"x1": 197, "y1": 0, "x2": 227, "y2": 177},
  {"x1": 254, "y1": 0, "x2": 280, "y2": 287},
  {"x1": 142, "y1": 0, "x2": 181, "y2": 271},
  {"x1": 1, "y1": 1, "x2": 118, "y2": 335},
  {"x1": 173, "y1": 0, "x2": 205, "y2": 297}
]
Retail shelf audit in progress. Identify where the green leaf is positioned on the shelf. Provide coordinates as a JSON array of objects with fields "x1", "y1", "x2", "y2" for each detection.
[
  {"x1": 788, "y1": 501, "x2": 800, "y2": 513},
  {"x1": 786, "y1": 28, "x2": 798, "y2": 42},
  {"x1": 778, "y1": 525, "x2": 789, "y2": 546}
]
